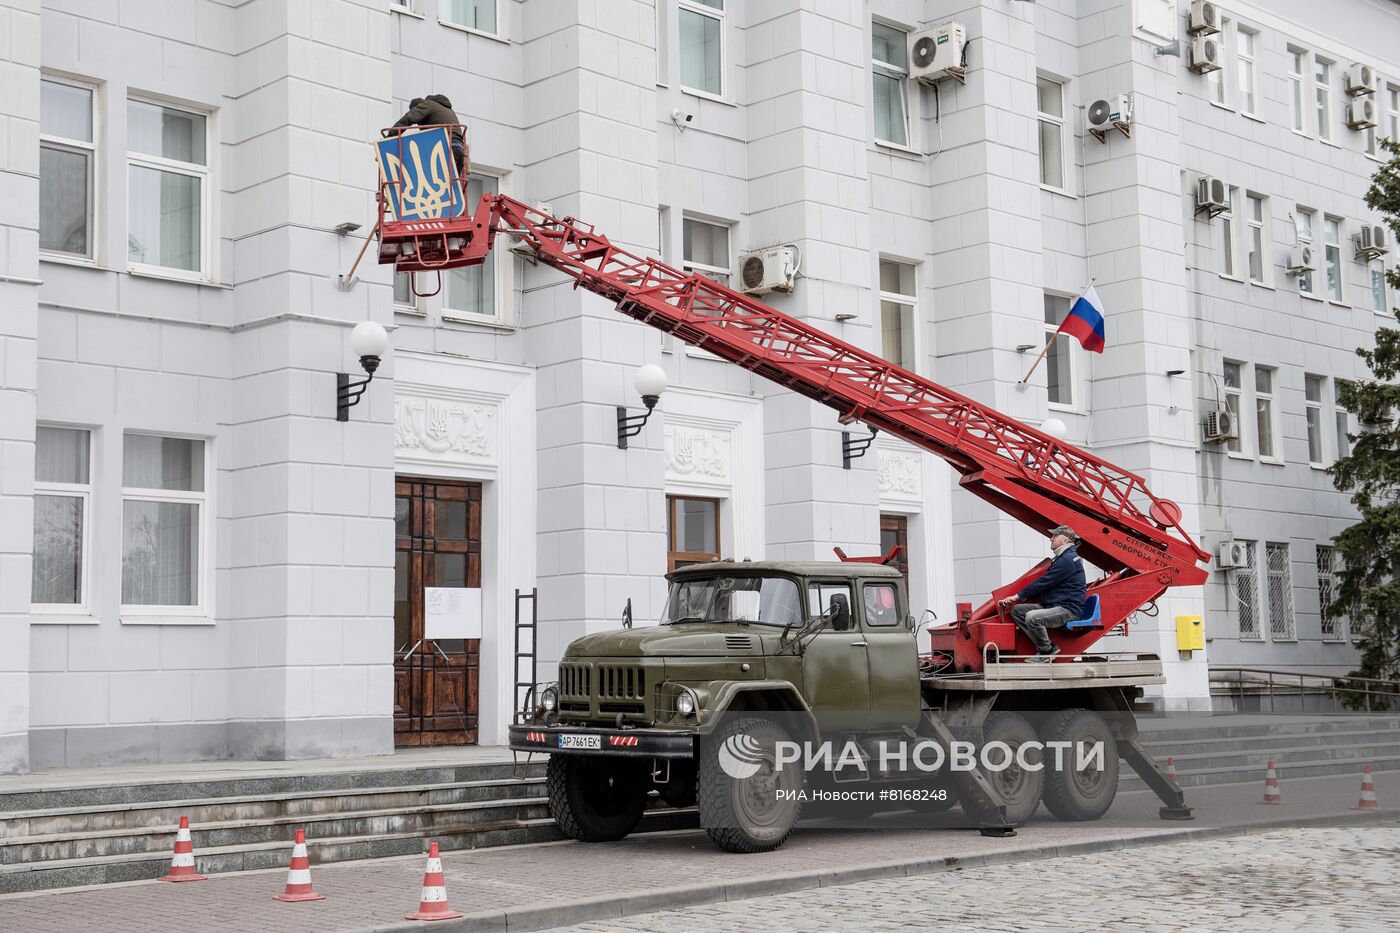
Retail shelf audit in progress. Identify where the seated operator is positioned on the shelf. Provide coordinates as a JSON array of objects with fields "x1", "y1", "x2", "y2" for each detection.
[
  {"x1": 996, "y1": 525, "x2": 1086, "y2": 662},
  {"x1": 387, "y1": 95, "x2": 466, "y2": 175}
]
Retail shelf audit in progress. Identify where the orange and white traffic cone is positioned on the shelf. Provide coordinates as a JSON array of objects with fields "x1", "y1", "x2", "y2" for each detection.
[
  {"x1": 273, "y1": 828, "x2": 325, "y2": 902},
  {"x1": 158, "y1": 816, "x2": 208, "y2": 882},
  {"x1": 1166, "y1": 757, "x2": 1179, "y2": 787},
  {"x1": 1352, "y1": 765, "x2": 1381, "y2": 811},
  {"x1": 1258, "y1": 758, "x2": 1284, "y2": 805},
  {"x1": 405, "y1": 842, "x2": 463, "y2": 921}
]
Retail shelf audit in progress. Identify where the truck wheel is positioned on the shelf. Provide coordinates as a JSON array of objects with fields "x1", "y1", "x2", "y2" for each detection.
[
  {"x1": 546, "y1": 754, "x2": 648, "y2": 842},
  {"x1": 1040, "y1": 709, "x2": 1119, "y2": 822},
  {"x1": 959, "y1": 712, "x2": 1044, "y2": 825},
  {"x1": 698, "y1": 717, "x2": 802, "y2": 853}
]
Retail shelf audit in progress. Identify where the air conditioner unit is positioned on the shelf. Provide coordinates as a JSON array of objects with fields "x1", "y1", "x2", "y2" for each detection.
[
  {"x1": 909, "y1": 21, "x2": 967, "y2": 86},
  {"x1": 1188, "y1": 34, "x2": 1221, "y2": 74},
  {"x1": 1215, "y1": 538, "x2": 1246, "y2": 570},
  {"x1": 1187, "y1": 0, "x2": 1220, "y2": 35},
  {"x1": 1346, "y1": 96, "x2": 1378, "y2": 130},
  {"x1": 1356, "y1": 224, "x2": 1390, "y2": 259},
  {"x1": 1345, "y1": 63, "x2": 1375, "y2": 95},
  {"x1": 1195, "y1": 176, "x2": 1228, "y2": 216},
  {"x1": 1087, "y1": 95, "x2": 1133, "y2": 140},
  {"x1": 1203, "y1": 407, "x2": 1238, "y2": 443},
  {"x1": 738, "y1": 245, "x2": 797, "y2": 296},
  {"x1": 1286, "y1": 245, "x2": 1316, "y2": 275}
]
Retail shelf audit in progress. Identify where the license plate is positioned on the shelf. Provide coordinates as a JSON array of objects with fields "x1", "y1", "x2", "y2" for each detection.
[{"x1": 557, "y1": 733, "x2": 601, "y2": 750}]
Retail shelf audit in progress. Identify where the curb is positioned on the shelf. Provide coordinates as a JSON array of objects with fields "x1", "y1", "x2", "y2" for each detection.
[{"x1": 348, "y1": 809, "x2": 1397, "y2": 933}]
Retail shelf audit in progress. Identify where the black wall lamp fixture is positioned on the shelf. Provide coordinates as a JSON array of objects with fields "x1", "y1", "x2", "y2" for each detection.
[
  {"x1": 842, "y1": 426, "x2": 878, "y2": 469},
  {"x1": 617, "y1": 364, "x2": 668, "y2": 449},
  {"x1": 337, "y1": 321, "x2": 390, "y2": 422}
]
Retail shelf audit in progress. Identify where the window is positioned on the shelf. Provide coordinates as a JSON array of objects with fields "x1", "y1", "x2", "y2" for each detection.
[
  {"x1": 394, "y1": 272, "x2": 420, "y2": 312},
  {"x1": 32, "y1": 427, "x2": 91, "y2": 609},
  {"x1": 1305, "y1": 374, "x2": 1325, "y2": 465},
  {"x1": 1335, "y1": 380, "x2": 1351, "y2": 459},
  {"x1": 127, "y1": 98, "x2": 208, "y2": 276},
  {"x1": 1255, "y1": 366, "x2": 1277, "y2": 460},
  {"x1": 667, "y1": 496, "x2": 720, "y2": 571},
  {"x1": 679, "y1": 0, "x2": 723, "y2": 98},
  {"x1": 1288, "y1": 48, "x2": 1307, "y2": 133},
  {"x1": 1234, "y1": 539, "x2": 1260, "y2": 640},
  {"x1": 1044, "y1": 293, "x2": 1075, "y2": 407},
  {"x1": 871, "y1": 22, "x2": 910, "y2": 147},
  {"x1": 1370, "y1": 256, "x2": 1389, "y2": 314},
  {"x1": 1223, "y1": 360, "x2": 1244, "y2": 455},
  {"x1": 1245, "y1": 193, "x2": 1265, "y2": 284},
  {"x1": 880, "y1": 514, "x2": 909, "y2": 581},
  {"x1": 121, "y1": 434, "x2": 205, "y2": 609},
  {"x1": 1295, "y1": 208, "x2": 1315, "y2": 295},
  {"x1": 1314, "y1": 58, "x2": 1333, "y2": 142},
  {"x1": 1207, "y1": 16, "x2": 1229, "y2": 106},
  {"x1": 1386, "y1": 84, "x2": 1400, "y2": 142},
  {"x1": 1266, "y1": 542, "x2": 1295, "y2": 640},
  {"x1": 440, "y1": 0, "x2": 496, "y2": 34},
  {"x1": 1364, "y1": 72, "x2": 1380, "y2": 158},
  {"x1": 444, "y1": 173, "x2": 500, "y2": 320},
  {"x1": 1036, "y1": 77, "x2": 1066, "y2": 190},
  {"x1": 1317, "y1": 545, "x2": 1345, "y2": 642},
  {"x1": 682, "y1": 217, "x2": 730, "y2": 286},
  {"x1": 1219, "y1": 186, "x2": 1237, "y2": 276},
  {"x1": 878, "y1": 259, "x2": 916, "y2": 368},
  {"x1": 1324, "y1": 217, "x2": 1343, "y2": 302},
  {"x1": 863, "y1": 582, "x2": 901, "y2": 627},
  {"x1": 807, "y1": 581, "x2": 854, "y2": 628},
  {"x1": 1236, "y1": 27, "x2": 1258, "y2": 115},
  {"x1": 40, "y1": 78, "x2": 96, "y2": 259}
]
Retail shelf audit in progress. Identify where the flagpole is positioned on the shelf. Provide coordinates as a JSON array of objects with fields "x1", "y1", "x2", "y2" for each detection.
[{"x1": 1019, "y1": 332, "x2": 1057, "y2": 384}]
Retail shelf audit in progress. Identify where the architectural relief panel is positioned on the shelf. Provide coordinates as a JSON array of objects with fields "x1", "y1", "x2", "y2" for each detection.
[
  {"x1": 394, "y1": 394, "x2": 497, "y2": 462},
  {"x1": 878, "y1": 449, "x2": 922, "y2": 502},
  {"x1": 664, "y1": 424, "x2": 732, "y2": 486}
]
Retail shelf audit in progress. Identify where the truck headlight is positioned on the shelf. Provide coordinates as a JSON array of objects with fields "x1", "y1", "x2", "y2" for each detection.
[
  {"x1": 541, "y1": 686, "x2": 558, "y2": 712},
  {"x1": 676, "y1": 690, "x2": 695, "y2": 716}
]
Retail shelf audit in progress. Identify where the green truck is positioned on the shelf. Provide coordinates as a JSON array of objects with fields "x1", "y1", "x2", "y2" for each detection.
[{"x1": 508, "y1": 558, "x2": 1189, "y2": 854}]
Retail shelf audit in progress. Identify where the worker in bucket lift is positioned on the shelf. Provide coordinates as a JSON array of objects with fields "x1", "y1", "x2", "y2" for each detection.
[
  {"x1": 386, "y1": 95, "x2": 467, "y2": 176},
  {"x1": 997, "y1": 525, "x2": 1086, "y2": 662}
]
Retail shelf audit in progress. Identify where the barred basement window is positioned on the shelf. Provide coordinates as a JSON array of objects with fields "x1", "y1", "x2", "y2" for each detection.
[
  {"x1": 1266, "y1": 542, "x2": 1295, "y2": 641},
  {"x1": 1234, "y1": 540, "x2": 1261, "y2": 640},
  {"x1": 1317, "y1": 545, "x2": 1345, "y2": 642}
]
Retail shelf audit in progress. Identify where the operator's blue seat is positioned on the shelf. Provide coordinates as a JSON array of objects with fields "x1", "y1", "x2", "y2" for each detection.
[{"x1": 1064, "y1": 594, "x2": 1102, "y2": 632}]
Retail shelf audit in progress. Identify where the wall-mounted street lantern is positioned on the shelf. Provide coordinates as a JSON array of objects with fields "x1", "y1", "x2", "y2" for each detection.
[
  {"x1": 337, "y1": 320, "x2": 390, "y2": 422},
  {"x1": 842, "y1": 426, "x2": 878, "y2": 469},
  {"x1": 617, "y1": 364, "x2": 668, "y2": 449}
]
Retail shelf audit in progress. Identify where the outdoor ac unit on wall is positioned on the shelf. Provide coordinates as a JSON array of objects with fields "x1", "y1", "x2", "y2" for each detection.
[
  {"x1": 909, "y1": 21, "x2": 967, "y2": 86},
  {"x1": 1087, "y1": 95, "x2": 1133, "y2": 141},
  {"x1": 1187, "y1": 0, "x2": 1220, "y2": 35},
  {"x1": 1203, "y1": 407, "x2": 1238, "y2": 443},
  {"x1": 1286, "y1": 246, "x2": 1316, "y2": 275},
  {"x1": 1215, "y1": 538, "x2": 1246, "y2": 570},
  {"x1": 1188, "y1": 34, "x2": 1221, "y2": 74},
  {"x1": 1347, "y1": 96, "x2": 1378, "y2": 130},
  {"x1": 1195, "y1": 176, "x2": 1228, "y2": 216},
  {"x1": 1345, "y1": 63, "x2": 1375, "y2": 95},
  {"x1": 1356, "y1": 224, "x2": 1390, "y2": 259},
  {"x1": 739, "y1": 246, "x2": 797, "y2": 296}
]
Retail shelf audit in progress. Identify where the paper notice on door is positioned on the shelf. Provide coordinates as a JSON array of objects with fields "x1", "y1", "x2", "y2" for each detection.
[{"x1": 424, "y1": 587, "x2": 482, "y2": 640}]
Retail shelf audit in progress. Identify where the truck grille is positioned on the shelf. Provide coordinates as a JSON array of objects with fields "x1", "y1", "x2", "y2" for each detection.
[
  {"x1": 598, "y1": 665, "x2": 646, "y2": 700},
  {"x1": 558, "y1": 661, "x2": 649, "y2": 717},
  {"x1": 560, "y1": 662, "x2": 591, "y2": 699},
  {"x1": 724, "y1": 635, "x2": 753, "y2": 650}
]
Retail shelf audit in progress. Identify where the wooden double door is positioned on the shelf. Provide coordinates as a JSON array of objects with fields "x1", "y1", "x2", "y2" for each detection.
[{"x1": 394, "y1": 478, "x2": 482, "y2": 746}]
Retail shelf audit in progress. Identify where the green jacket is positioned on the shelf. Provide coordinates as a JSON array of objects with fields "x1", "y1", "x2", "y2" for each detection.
[{"x1": 392, "y1": 95, "x2": 463, "y2": 143}]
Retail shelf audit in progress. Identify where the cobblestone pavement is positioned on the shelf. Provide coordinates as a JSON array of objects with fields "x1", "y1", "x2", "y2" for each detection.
[{"x1": 553, "y1": 824, "x2": 1400, "y2": 933}]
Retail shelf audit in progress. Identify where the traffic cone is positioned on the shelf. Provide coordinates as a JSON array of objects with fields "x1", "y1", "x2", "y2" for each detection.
[
  {"x1": 1352, "y1": 765, "x2": 1381, "y2": 811},
  {"x1": 1258, "y1": 758, "x2": 1284, "y2": 805},
  {"x1": 158, "y1": 816, "x2": 208, "y2": 882},
  {"x1": 405, "y1": 842, "x2": 464, "y2": 921},
  {"x1": 1166, "y1": 757, "x2": 1179, "y2": 786},
  {"x1": 273, "y1": 828, "x2": 325, "y2": 902}
]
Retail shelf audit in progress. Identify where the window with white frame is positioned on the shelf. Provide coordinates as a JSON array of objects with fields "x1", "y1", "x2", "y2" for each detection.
[
  {"x1": 1316, "y1": 544, "x2": 1347, "y2": 641},
  {"x1": 878, "y1": 259, "x2": 916, "y2": 369},
  {"x1": 1207, "y1": 16, "x2": 1229, "y2": 106},
  {"x1": 32, "y1": 427, "x2": 92, "y2": 609},
  {"x1": 441, "y1": 0, "x2": 496, "y2": 34},
  {"x1": 1288, "y1": 48, "x2": 1307, "y2": 133},
  {"x1": 40, "y1": 78, "x2": 97, "y2": 259},
  {"x1": 1236, "y1": 26, "x2": 1258, "y2": 116},
  {"x1": 1219, "y1": 186, "x2": 1238, "y2": 277},
  {"x1": 1335, "y1": 379, "x2": 1352, "y2": 459},
  {"x1": 1324, "y1": 216, "x2": 1343, "y2": 302},
  {"x1": 1314, "y1": 57, "x2": 1333, "y2": 142},
  {"x1": 1370, "y1": 256, "x2": 1389, "y2": 314},
  {"x1": 1387, "y1": 84, "x2": 1400, "y2": 142},
  {"x1": 1036, "y1": 77, "x2": 1066, "y2": 190},
  {"x1": 1044, "y1": 293, "x2": 1075, "y2": 408},
  {"x1": 121, "y1": 434, "x2": 206, "y2": 610},
  {"x1": 682, "y1": 217, "x2": 730, "y2": 286},
  {"x1": 1234, "y1": 539, "x2": 1261, "y2": 640},
  {"x1": 394, "y1": 272, "x2": 420, "y2": 312},
  {"x1": 679, "y1": 0, "x2": 723, "y2": 98},
  {"x1": 1305, "y1": 374, "x2": 1325, "y2": 465},
  {"x1": 1246, "y1": 193, "x2": 1266, "y2": 284},
  {"x1": 389, "y1": 0, "x2": 413, "y2": 10},
  {"x1": 1364, "y1": 73, "x2": 1380, "y2": 158},
  {"x1": 127, "y1": 98, "x2": 208, "y2": 276},
  {"x1": 1295, "y1": 207, "x2": 1315, "y2": 295},
  {"x1": 1266, "y1": 541, "x2": 1295, "y2": 640},
  {"x1": 444, "y1": 173, "x2": 501, "y2": 321},
  {"x1": 871, "y1": 21, "x2": 910, "y2": 147},
  {"x1": 1223, "y1": 360, "x2": 1245, "y2": 455},
  {"x1": 1255, "y1": 366, "x2": 1277, "y2": 460}
]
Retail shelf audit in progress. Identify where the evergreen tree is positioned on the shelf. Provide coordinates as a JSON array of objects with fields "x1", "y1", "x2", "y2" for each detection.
[{"x1": 1329, "y1": 138, "x2": 1400, "y2": 694}]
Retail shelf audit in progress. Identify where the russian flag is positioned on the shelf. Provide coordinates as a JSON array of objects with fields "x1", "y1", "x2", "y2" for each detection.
[{"x1": 1058, "y1": 284, "x2": 1106, "y2": 354}]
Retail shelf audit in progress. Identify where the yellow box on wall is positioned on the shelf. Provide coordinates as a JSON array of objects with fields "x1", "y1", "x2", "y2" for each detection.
[{"x1": 1176, "y1": 614, "x2": 1204, "y2": 651}]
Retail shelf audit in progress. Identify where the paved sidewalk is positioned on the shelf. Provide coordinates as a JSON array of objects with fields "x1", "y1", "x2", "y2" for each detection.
[{"x1": 0, "y1": 770, "x2": 1392, "y2": 933}]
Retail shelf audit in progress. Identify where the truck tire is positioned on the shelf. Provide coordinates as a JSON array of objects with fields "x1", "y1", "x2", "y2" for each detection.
[
  {"x1": 959, "y1": 711, "x2": 1044, "y2": 825},
  {"x1": 697, "y1": 717, "x2": 802, "y2": 853},
  {"x1": 1040, "y1": 708, "x2": 1119, "y2": 822},
  {"x1": 546, "y1": 754, "x2": 648, "y2": 842}
]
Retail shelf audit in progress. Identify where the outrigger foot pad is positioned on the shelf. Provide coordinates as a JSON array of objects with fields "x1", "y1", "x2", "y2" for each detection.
[
  {"x1": 978, "y1": 823, "x2": 1017, "y2": 838},
  {"x1": 1158, "y1": 805, "x2": 1194, "y2": 821}
]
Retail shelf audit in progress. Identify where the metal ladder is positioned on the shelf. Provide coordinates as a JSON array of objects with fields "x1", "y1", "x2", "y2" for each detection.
[{"x1": 513, "y1": 588, "x2": 538, "y2": 722}]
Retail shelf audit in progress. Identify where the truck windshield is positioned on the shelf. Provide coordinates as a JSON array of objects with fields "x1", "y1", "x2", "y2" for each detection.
[{"x1": 661, "y1": 575, "x2": 804, "y2": 628}]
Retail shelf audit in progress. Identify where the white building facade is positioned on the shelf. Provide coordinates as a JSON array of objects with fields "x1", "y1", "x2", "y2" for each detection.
[{"x1": 0, "y1": 0, "x2": 1395, "y2": 773}]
